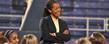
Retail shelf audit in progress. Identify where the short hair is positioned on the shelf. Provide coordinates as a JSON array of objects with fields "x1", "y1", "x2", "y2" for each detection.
[{"x1": 21, "y1": 34, "x2": 39, "y2": 44}]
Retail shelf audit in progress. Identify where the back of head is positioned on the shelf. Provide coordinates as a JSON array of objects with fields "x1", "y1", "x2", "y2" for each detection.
[
  {"x1": 21, "y1": 34, "x2": 39, "y2": 44},
  {"x1": 91, "y1": 32, "x2": 105, "y2": 40},
  {"x1": 76, "y1": 37, "x2": 92, "y2": 44},
  {"x1": 90, "y1": 32, "x2": 106, "y2": 44},
  {"x1": 91, "y1": 40, "x2": 102, "y2": 44}
]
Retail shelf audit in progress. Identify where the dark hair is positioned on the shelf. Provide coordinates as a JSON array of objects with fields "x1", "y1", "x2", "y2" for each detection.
[
  {"x1": 43, "y1": 8, "x2": 50, "y2": 17},
  {"x1": 43, "y1": 0, "x2": 59, "y2": 17},
  {"x1": 46, "y1": 0, "x2": 58, "y2": 10},
  {"x1": 4, "y1": 30, "x2": 14, "y2": 39}
]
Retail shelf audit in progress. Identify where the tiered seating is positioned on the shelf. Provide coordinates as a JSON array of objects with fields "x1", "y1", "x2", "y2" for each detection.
[
  {"x1": 59, "y1": 0, "x2": 109, "y2": 30},
  {"x1": 0, "y1": 0, "x2": 25, "y2": 30},
  {"x1": 64, "y1": 19, "x2": 86, "y2": 29},
  {"x1": 60, "y1": 0, "x2": 109, "y2": 17},
  {"x1": 58, "y1": 0, "x2": 109, "y2": 44},
  {"x1": 0, "y1": 0, "x2": 25, "y2": 14}
]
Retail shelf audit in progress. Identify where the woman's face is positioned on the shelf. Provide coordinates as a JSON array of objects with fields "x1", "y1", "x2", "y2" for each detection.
[
  {"x1": 8, "y1": 32, "x2": 19, "y2": 44},
  {"x1": 50, "y1": 3, "x2": 61, "y2": 18}
]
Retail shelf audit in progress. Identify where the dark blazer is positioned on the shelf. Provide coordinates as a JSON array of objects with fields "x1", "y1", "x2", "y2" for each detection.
[{"x1": 41, "y1": 16, "x2": 71, "y2": 44}]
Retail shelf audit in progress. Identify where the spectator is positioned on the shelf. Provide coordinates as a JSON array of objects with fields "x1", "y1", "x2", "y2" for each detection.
[
  {"x1": 89, "y1": 32, "x2": 106, "y2": 44},
  {"x1": 75, "y1": 37, "x2": 92, "y2": 44},
  {"x1": 4, "y1": 30, "x2": 19, "y2": 44},
  {"x1": 21, "y1": 34, "x2": 39, "y2": 44}
]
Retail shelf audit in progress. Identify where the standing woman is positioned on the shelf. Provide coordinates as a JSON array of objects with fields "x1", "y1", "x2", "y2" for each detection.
[{"x1": 41, "y1": 0, "x2": 71, "y2": 44}]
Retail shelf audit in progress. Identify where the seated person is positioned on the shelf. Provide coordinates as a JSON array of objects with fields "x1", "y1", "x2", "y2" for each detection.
[
  {"x1": 21, "y1": 34, "x2": 39, "y2": 44},
  {"x1": 89, "y1": 32, "x2": 106, "y2": 44},
  {"x1": 4, "y1": 30, "x2": 19, "y2": 44},
  {"x1": 75, "y1": 37, "x2": 92, "y2": 44}
]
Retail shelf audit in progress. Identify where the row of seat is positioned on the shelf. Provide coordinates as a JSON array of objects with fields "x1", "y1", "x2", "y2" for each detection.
[
  {"x1": 59, "y1": 0, "x2": 109, "y2": 17},
  {"x1": 0, "y1": 0, "x2": 25, "y2": 14}
]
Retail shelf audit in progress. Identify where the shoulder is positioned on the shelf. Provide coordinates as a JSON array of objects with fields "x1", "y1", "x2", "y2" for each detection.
[
  {"x1": 59, "y1": 18, "x2": 67, "y2": 24},
  {"x1": 42, "y1": 16, "x2": 50, "y2": 21},
  {"x1": 40, "y1": 16, "x2": 51, "y2": 24}
]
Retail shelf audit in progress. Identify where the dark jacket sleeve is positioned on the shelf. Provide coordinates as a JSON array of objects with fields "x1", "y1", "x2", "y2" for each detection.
[
  {"x1": 56, "y1": 20, "x2": 71, "y2": 42},
  {"x1": 41, "y1": 18, "x2": 60, "y2": 42}
]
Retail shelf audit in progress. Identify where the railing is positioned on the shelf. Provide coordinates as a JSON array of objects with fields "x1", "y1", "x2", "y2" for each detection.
[
  {"x1": 0, "y1": 14, "x2": 22, "y2": 30},
  {"x1": 0, "y1": 14, "x2": 22, "y2": 17},
  {"x1": 60, "y1": 16, "x2": 109, "y2": 37},
  {"x1": 0, "y1": 14, "x2": 109, "y2": 35}
]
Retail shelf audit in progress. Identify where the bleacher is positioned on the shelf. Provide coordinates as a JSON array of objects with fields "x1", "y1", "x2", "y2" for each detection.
[
  {"x1": 58, "y1": 0, "x2": 109, "y2": 44},
  {"x1": 0, "y1": 0, "x2": 25, "y2": 30},
  {"x1": 60, "y1": 0, "x2": 109, "y2": 17},
  {"x1": 0, "y1": 0, "x2": 109, "y2": 44}
]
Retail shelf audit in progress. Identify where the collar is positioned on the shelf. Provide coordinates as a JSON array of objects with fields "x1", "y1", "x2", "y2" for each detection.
[{"x1": 50, "y1": 15, "x2": 58, "y2": 21}]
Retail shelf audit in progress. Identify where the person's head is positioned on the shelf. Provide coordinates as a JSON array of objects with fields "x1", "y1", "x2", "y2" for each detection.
[
  {"x1": 75, "y1": 37, "x2": 92, "y2": 44},
  {"x1": 4, "y1": 30, "x2": 19, "y2": 44},
  {"x1": 90, "y1": 32, "x2": 106, "y2": 44},
  {"x1": 47, "y1": 0, "x2": 61, "y2": 18},
  {"x1": 21, "y1": 34, "x2": 39, "y2": 44},
  {"x1": 0, "y1": 36, "x2": 9, "y2": 44}
]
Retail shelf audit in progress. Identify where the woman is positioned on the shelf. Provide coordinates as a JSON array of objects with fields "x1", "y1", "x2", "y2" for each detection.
[{"x1": 41, "y1": 0, "x2": 71, "y2": 44}]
